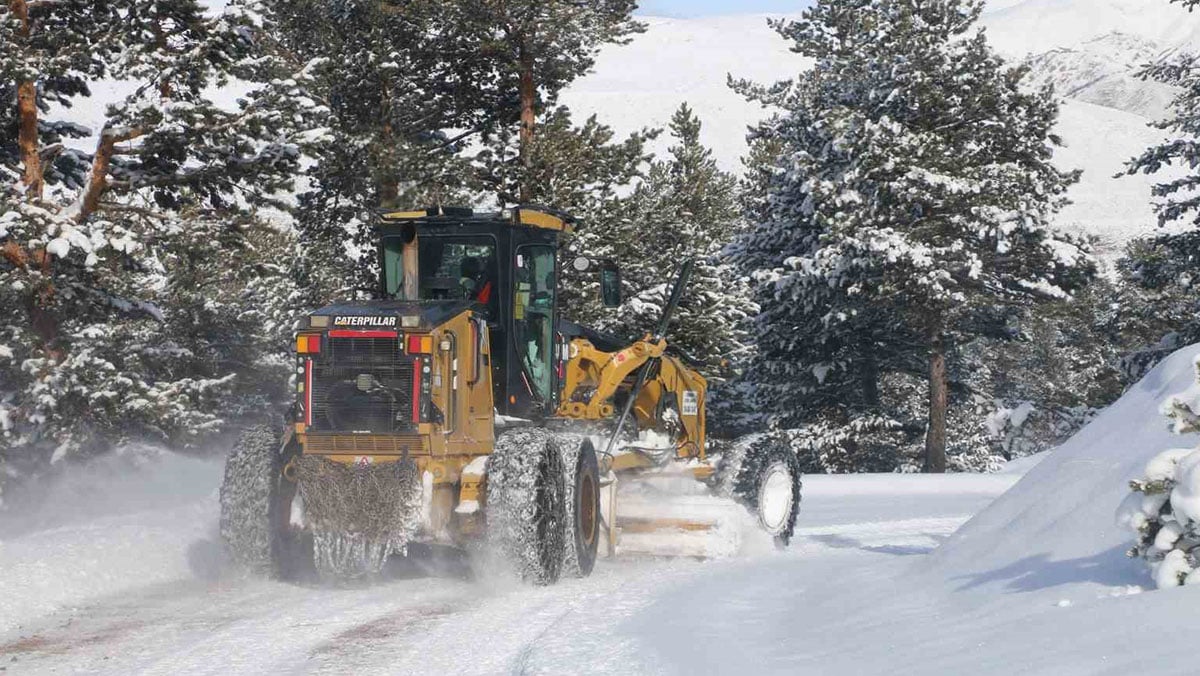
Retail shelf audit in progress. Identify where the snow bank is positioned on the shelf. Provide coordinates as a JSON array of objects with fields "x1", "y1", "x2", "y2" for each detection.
[
  {"x1": 0, "y1": 449, "x2": 221, "y2": 632},
  {"x1": 928, "y1": 344, "x2": 1200, "y2": 592}
]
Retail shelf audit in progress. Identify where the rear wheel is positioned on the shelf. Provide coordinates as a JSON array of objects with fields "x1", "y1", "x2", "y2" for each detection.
[
  {"x1": 219, "y1": 425, "x2": 292, "y2": 575},
  {"x1": 485, "y1": 428, "x2": 567, "y2": 585},
  {"x1": 557, "y1": 435, "x2": 600, "y2": 578},
  {"x1": 726, "y1": 436, "x2": 802, "y2": 548}
]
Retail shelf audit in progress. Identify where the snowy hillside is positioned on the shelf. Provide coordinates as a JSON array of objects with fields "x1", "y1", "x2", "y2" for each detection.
[
  {"x1": 1018, "y1": 33, "x2": 1177, "y2": 119},
  {"x1": 562, "y1": 1, "x2": 1200, "y2": 256},
  {"x1": 560, "y1": 14, "x2": 804, "y2": 175},
  {"x1": 979, "y1": 0, "x2": 1200, "y2": 57}
]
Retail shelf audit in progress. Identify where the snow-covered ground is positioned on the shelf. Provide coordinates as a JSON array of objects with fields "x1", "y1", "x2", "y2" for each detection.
[
  {"x1": 0, "y1": 468, "x2": 1013, "y2": 675},
  {"x1": 2, "y1": 345, "x2": 1198, "y2": 675}
]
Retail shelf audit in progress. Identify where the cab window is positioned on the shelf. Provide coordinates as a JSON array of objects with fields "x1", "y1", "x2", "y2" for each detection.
[
  {"x1": 513, "y1": 245, "x2": 556, "y2": 402},
  {"x1": 382, "y1": 236, "x2": 498, "y2": 316}
]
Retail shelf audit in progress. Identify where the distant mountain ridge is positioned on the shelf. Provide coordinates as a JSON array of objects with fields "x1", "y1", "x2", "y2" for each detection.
[{"x1": 1018, "y1": 33, "x2": 1178, "y2": 119}]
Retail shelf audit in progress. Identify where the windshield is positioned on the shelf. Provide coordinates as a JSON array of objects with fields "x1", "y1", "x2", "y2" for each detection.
[{"x1": 382, "y1": 235, "x2": 499, "y2": 315}]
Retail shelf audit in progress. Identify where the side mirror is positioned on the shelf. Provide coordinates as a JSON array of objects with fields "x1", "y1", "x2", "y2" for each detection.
[{"x1": 600, "y1": 264, "x2": 622, "y2": 308}]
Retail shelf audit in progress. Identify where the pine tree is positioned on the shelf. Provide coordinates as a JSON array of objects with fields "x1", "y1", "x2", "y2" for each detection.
[
  {"x1": 0, "y1": 1, "x2": 322, "y2": 486},
  {"x1": 472, "y1": 104, "x2": 655, "y2": 325},
  {"x1": 1114, "y1": 233, "x2": 1200, "y2": 378},
  {"x1": 1123, "y1": 2, "x2": 1200, "y2": 365},
  {"x1": 605, "y1": 104, "x2": 753, "y2": 381},
  {"x1": 0, "y1": 0, "x2": 118, "y2": 199},
  {"x1": 473, "y1": 105, "x2": 654, "y2": 219},
  {"x1": 451, "y1": 0, "x2": 643, "y2": 201},
  {"x1": 266, "y1": 0, "x2": 534, "y2": 304},
  {"x1": 1118, "y1": 356, "x2": 1200, "y2": 589},
  {"x1": 733, "y1": 0, "x2": 1094, "y2": 472}
]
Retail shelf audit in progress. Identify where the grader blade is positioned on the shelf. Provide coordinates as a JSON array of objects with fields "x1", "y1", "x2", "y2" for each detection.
[{"x1": 598, "y1": 473, "x2": 773, "y2": 560}]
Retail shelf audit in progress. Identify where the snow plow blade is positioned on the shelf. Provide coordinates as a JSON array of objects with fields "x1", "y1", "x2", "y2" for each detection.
[{"x1": 599, "y1": 475, "x2": 769, "y2": 560}]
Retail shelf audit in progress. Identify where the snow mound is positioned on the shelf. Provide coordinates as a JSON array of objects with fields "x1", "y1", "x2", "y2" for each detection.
[{"x1": 929, "y1": 343, "x2": 1200, "y2": 592}]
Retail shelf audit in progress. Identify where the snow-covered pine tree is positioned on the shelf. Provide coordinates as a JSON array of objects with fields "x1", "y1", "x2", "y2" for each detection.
[
  {"x1": 0, "y1": 0, "x2": 119, "y2": 199},
  {"x1": 472, "y1": 105, "x2": 656, "y2": 324},
  {"x1": 265, "y1": 0, "x2": 506, "y2": 305},
  {"x1": 1112, "y1": 234, "x2": 1200, "y2": 378},
  {"x1": 733, "y1": 0, "x2": 1094, "y2": 473},
  {"x1": 452, "y1": 0, "x2": 643, "y2": 201},
  {"x1": 473, "y1": 106, "x2": 654, "y2": 221},
  {"x1": 602, "y1": 104, "x2": 753, "y2": 383},
  {"x1": 979, "y1": 282, "x2": 1125, "y2": 462},
  {"x1": 1118, "y1": 355, "x2": 1200, "y2": 589},
  {"x1": 1122, "y1": 10, "x2": 1200, "y2": 369},
  {"x1": 0, "y1": 1, "x2": 324, "y2": 489}
]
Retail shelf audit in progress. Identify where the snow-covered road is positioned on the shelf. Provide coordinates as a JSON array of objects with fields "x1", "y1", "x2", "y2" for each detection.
[
  {"x1": 6, "y1": 350, "x2": 1200, "y2": 674},
  {"x1": 0, "y1": 468, "x2": 1016, "y2": 675}
]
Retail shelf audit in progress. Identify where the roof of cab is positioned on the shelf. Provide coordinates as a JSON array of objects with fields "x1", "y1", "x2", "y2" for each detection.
[{"x1": 378, "y1": 205, "x2": 575, "y2": 233}]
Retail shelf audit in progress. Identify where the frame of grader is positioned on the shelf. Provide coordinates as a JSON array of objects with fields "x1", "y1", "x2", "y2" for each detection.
[{"x1": 219, "y1": 206, "x2": 802, "y2": 583}]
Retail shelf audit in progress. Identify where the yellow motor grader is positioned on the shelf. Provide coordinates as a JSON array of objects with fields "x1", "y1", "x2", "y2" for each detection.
[{"x1": 219, "y1": 206, "x2": 802, "y2": 583}]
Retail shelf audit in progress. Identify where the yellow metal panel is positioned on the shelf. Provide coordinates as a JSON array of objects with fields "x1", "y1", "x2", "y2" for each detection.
[
  {"x1": 381, "y1": 210, "x2": 428, "y2": 220},
  {"x1": 516, "y1": 209, "x2": 572, "y2": 232},
  {"x1": 617, "y1": 516, "x2": 715, "y2": 533}
]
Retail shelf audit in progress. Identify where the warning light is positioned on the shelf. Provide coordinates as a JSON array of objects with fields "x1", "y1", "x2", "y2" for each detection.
[
  {"x1": 296, "y1": 334, "x2": 321, "y2": 354},
  {"x1": 406, "y1": 334, "x2": 433, "y2": 354}
]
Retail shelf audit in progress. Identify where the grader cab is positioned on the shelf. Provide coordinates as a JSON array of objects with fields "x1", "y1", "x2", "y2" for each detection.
[{"x1": 219, "y1": 206, "x2": 802, "y2": 583}]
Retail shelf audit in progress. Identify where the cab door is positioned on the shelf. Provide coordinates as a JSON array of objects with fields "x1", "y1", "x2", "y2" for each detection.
[{"x1": 509, "y1": 244, "x2": 557, "y2": 417}]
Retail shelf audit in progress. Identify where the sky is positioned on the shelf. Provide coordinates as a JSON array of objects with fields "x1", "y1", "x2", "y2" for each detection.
[{"x1": 636, "y1": 0, "x2": 812, "y2": 17}]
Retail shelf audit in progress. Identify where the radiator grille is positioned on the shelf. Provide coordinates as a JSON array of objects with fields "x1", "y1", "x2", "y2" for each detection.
[
  {"x1": 310, "y1": 336, "x2": 416, "y2": 434},
  {"x1": 302, "y1": 434, "x2": 424, "y2": 455}
]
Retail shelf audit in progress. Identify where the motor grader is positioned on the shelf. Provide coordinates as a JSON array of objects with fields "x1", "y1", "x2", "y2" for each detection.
[{"x1": 219, "y1": 206, "x2": 802, "y2": 583}]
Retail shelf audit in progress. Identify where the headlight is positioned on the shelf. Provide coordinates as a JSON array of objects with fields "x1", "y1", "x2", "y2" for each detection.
[
  {"x1": 401, "y1": 315, "x2": 420, "y2": 329},
  {"x1": 309, "y1": 315, "x2": 329, "y2": 328}
]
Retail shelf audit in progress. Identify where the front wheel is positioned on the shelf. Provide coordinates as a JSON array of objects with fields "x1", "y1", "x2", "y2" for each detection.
[{"x1": 728, "y1": 437, "x2": 802, "y2": 548}]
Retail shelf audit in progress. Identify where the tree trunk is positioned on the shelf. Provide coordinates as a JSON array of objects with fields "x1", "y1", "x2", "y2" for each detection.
[
  {"x1": 860, "y1": 337, "x2": 880, "y2": 410},
  {"x1": 75, "y1": 127, "x2": 144, "y2": 222},
  {"x1": 517, "y1": 38, "x2": 536, "y2": 204},
  {"x1": 154, "y1": 19, "x2": 172, "y2": 99},
  {"x1": 76, "y1": 136, "x2": 117, "y2": 221},
  {"x1": 924, "y1": 329, "x2": 948, "y2": 474},
  {"x1": 377, "y1": 81, "x2": 400, "y2": 209},
  {"x1": 11, "y1": 0, "x2": 43, "y2": 199},
  {"x1": 378, "y1": 178, "x2": 399, "y2": 209}
]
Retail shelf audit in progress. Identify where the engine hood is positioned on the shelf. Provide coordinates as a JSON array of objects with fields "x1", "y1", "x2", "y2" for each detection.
[{"x1": 310, "y1": 299, "x2": 475, "y2": 330}]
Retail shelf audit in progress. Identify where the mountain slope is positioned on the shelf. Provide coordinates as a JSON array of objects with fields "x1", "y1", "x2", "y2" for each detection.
[
  {"x1": 560, "y1": 14, "x2": 803, "y2": 175},
  {"x1": 1019, "y1": 33, "x2": 1178, "y2": 119},
  {"x1": 980, "y1": 0, "x2": 1200, "y2": 57}
]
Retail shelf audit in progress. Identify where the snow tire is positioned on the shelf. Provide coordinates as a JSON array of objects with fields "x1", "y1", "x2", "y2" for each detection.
[
  {"x1": 726, "y1": 434, "x2": 803, "y2": 548},
  {"x1": 556, "y1": 433, "x2": 600, "y2": 578},
  {"x1": 219, "y1": 424, "x2": 292, "y2": 575}
]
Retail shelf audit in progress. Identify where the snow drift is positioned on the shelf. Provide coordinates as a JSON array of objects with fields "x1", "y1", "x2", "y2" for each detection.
[{"x1": 929, "y1": 343, "x2": 1200, "y2": 592}]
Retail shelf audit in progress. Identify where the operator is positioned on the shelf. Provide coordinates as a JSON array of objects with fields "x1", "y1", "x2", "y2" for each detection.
[{"x1": 458, "y1": 257, "x2": 491, "y2": 302}]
